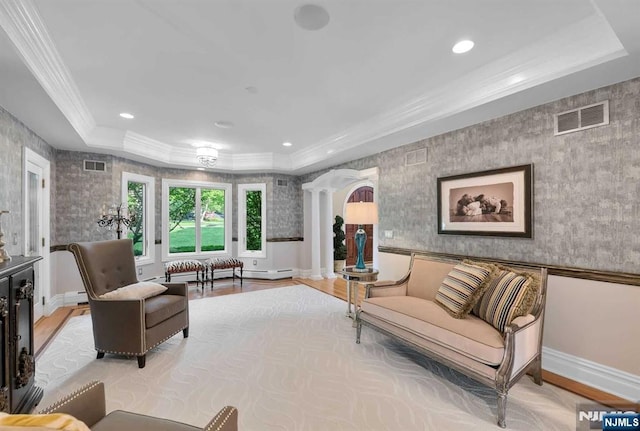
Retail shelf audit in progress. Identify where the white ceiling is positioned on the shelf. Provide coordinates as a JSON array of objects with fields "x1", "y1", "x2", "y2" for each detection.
[{"x1": 0, "y1": 0, "x2": 639, "y2": 174}]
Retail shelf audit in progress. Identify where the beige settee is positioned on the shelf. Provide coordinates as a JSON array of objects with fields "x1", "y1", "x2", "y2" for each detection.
[{"x1": 355, "y1": 253, "x2": 548, "y2": 428}]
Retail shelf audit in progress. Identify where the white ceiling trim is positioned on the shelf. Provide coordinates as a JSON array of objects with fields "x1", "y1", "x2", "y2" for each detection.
[
  {"x1": 288, "y1": 12, "x2": 626, "y2": 171},
  {"x1": 0, "y1": 0, "x2": 95, "y2": 141}
]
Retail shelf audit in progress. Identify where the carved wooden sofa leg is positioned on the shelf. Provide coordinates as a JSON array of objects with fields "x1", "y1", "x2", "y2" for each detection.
[{"x1": 497, "y1": 390, "x2": 508, "y2": 428}]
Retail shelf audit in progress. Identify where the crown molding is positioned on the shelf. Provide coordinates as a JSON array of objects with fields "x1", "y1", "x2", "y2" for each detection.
[
  {"x1": 0, "y1": 0, "x2": 95, "y2": 141},
  {"x1": 289, "y1": 11, "x2": 626, "y2": 171}
]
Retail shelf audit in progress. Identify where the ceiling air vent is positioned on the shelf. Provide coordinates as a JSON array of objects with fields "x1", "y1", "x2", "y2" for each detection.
[
  {"x1": 554, "y1": 100, "x2": 609, "y2": 136},
  {"x1": 405, "y1": 148, "x2": 427, "y2": 166},
  {"x1": 83, "y1": 160, "x2": 106, "y2": 172},
  {"x1": 276, "y1": 179, "x2": 288, "y2": 187}
]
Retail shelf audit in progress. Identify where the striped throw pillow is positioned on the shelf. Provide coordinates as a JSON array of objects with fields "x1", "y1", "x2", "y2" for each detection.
[
  {"x1": 435, "y1": 262, "x2": 492, "y2": 318},
  {"x1": 473, "y1": 270, "x2": 538, "y2": 332}
]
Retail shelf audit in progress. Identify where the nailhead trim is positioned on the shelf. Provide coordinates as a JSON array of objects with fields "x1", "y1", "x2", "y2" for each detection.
[
  {"x1": 205, "y1": 406, "x2": 237, "y2": 431},
  {"x1": 38, "y1": 380, "x2": 101, "y2": 414},
  {"x1": 96, "y1": 325, "x2": 188, "y2": 356}
]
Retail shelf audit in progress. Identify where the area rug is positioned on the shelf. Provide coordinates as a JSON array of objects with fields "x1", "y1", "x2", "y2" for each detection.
[{"x1": 36, "y1": 285, "x2": 583, "y2": 430}]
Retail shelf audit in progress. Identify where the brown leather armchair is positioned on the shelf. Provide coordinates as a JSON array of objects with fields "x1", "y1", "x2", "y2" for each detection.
[
  {"x1": 68, "y1": 239, "x2": 189, "y2": 368},
  {"x1": 39, "y1": 381, "x2": 238, "y2": 431}
]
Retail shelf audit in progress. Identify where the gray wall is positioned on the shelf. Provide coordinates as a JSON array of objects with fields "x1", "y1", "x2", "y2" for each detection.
[
  {"x1": 0, "y1": 105, "x2": 56, "y2": 256},
  {"x1": 302, "y1": 77, "x2": 640, "y2": 273},
  {"x1": 52, "y1": 152, "x2": 303, "y2": 245}
]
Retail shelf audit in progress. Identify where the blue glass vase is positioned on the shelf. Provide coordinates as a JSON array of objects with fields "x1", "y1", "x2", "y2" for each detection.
[{"x1": 354, "y1": 224, "x2": 367, "y2": 271}]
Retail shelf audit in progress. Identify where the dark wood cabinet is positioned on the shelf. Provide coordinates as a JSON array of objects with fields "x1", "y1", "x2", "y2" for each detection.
[{"x1": 0, "y1": 256, "x2": 43, "y2": 413}]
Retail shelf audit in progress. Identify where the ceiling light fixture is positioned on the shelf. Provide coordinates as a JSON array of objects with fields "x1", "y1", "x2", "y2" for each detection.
[
  {"x1": 282, "y1": 142, "x2": 292, "y2": 147},
  {"x1": 196, "y1": 147, "x2": 219, "y2": 168},
  {"x1": 119, "y1": 112, "x2": 134, "y2": 119},
  {"x1": 214, "y1": 121, "x2": 234, "y2": 129},
  {"x1": 452, "y1": 40, "x2": 474, "y2": 54},
  {"x1": 294, "y1": 4, "x2": 330, "y2": 31}
]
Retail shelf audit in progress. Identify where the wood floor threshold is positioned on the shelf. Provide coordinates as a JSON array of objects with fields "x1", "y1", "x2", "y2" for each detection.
[{"x1": 34, "y1": 307, "x2": 75, "y2": 360}]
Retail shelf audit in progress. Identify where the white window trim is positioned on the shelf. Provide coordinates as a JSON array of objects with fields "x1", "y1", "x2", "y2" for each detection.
[
  {"x1": 162, "y1": 179, "x2": 232, "y2": 261},
  {"x1": 238, "y1": 183, "x2": 267, "y2": 259},
  {"x1": 122, "y1": 172, "x2": 155, "y2": 266}
]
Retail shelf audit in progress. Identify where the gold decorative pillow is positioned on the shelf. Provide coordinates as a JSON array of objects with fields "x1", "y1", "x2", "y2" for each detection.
[
  {"x1": 435, "y1": 262, "x2": 494, "y2": 318},
  {"x1": 99, "y1": 281, "x2": 167, "y2": 300},
  {"x1": 473, "y1": 268, "x2": 539, "y2": 332},
  {"x1": 0, "y1": 412, "x2": 90, "y2": 431}
]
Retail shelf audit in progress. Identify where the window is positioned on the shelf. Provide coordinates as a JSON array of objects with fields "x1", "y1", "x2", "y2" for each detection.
[
  {"x1": 122, "y1": 172, "x2": 155, "y2": 264},
  {"x1": 238, "y1": 183, "x2": 266, "y2": 258},
  {"x1": 162, "y1": 179, "x2": 232, "y2": 259}
]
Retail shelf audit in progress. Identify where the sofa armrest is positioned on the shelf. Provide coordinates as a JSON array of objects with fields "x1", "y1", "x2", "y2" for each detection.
[
  {"x1": 505, "y1": 314, "x2": 543, "y2": 376},
  {"x1": 366, "y1": 282, "x2": 408, "y2": 298},
  {"x1": 203, "y1": 406, "x2": 238, "y2": 431},
  {"x1": 160, "y1": 282, "x2": 188, "y2": 296},
  {"x1": 39, "y1": 381, "x2": 106, "y2": 428}
]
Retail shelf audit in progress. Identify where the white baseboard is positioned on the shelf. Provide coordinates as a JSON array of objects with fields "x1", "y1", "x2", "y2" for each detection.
[
  {"x1": 241, "y1": 269, "x2": 295, "y2": 280},
  {"x1": 63, "y1": 290, "x2": 88, "y2": 305},
  {"x1": 45, "y1": 294, "x2": 64, "y2": 316},
  {"x1": 542, "y1": 346, "x2": 640, "y2": 401}
]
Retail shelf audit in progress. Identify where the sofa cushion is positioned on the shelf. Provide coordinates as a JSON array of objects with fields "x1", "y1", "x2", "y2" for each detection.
[
  {"x1": 435, "y1": 262, "x2": 492, "y2": 318},
  {"x1": 473, "y1": 269, "x2": 538, "y2": 332},
  {"x1": 361, "y1": 296, "x2": 505, "y2": 366},
  {"x1": 99, "y1": 281, "x2": 167, "y2": 300},
  {"x1": 92, "y1": 411, "x2": 198, "y2": 431},
  {"x1": 144, "y1": 294, "x2": 186, "y2": 328}
]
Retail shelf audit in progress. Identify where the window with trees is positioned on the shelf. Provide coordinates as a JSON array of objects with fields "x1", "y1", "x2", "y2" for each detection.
[
  {"x1": 238, "y1": 183, "x2": 266, "y2": 258},
  {"x1": 162, "y1": 179, "x2": 232, "y2": 259},
  {"x1": 122, "y1": 172, "x2": 155, "y2": 264}
]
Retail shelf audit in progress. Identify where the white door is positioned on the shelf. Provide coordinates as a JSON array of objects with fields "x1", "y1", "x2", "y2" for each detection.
[{"x1": 24, "y1": 148, "x2": 50, "y2": 321}]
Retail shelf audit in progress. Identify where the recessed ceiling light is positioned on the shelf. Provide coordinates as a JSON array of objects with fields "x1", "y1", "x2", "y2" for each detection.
[
  {"x1": 452, "y1": 40, "x2": 474, "y2": 54},
  {"x1": 119, "y1": 112, "x2": 134, "y2": 119},
  {"x1": 196, "y1": 167, "x2": 205, "y2": 171},
  {"x1": 509, "y1": 75, "x2": 525, "y2": 85},
  {"x1": 214, "y1": 121, "x2": 234, "y2": 129},
  {"x1": 294, "y1": 4, "x2": 330, "y2": 31},
  {"x1": 282, "y1": 142, "x2": 292, "y2": 147},
  {"x1": 327, "y1": 149, "x2": 334, "y2": 154}
]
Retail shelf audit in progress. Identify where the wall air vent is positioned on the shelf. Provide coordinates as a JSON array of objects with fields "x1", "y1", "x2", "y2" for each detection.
[
  {"x1": 405, "y1": 148, "x2": 427, "y2": 166},
  {"x1": 276, "y1": 179, "x2": 288, "y2": 187},
  {"x1": 83, "y1": 160, "x2": 106, "y2": 172},
  {"x1": 554, "y1": 100, "x2": 609, "y2": 136}
]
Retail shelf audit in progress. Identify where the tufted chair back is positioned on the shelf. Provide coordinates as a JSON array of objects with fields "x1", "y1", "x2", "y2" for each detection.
[{"x1": 68, "y1": 239, "x2": 138, "y2": 299}]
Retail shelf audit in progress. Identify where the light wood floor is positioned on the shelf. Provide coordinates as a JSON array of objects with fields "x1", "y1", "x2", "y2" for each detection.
[{"x1": 34, "y1": 276, "x2": 355, "y2": 359}]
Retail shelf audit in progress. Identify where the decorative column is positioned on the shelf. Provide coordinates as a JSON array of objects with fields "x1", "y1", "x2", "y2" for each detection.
[
  {"x1": 309, "y1": 189, "x2": 322, "y2": 280},
  {"x1": 323, "y1": 188, "x2": 336, "y2": 278}
]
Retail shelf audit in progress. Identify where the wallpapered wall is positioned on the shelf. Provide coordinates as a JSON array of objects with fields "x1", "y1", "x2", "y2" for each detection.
[
  {"x1": 52, "y1": 151, "x2": 303, "y2": 245},
  {"x1": 0, "y1": 105, "x2": 56, "y2": 256},
  {"x1": 301, "y1": 77, "x2": 640, "y2": 273},
  {"x1": 3, "y1": 77, "x2": 640, "y2": 273}
]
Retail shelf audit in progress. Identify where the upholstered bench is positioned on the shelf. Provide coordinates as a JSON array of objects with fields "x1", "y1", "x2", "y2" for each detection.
[
  {"x1": 206, "y1": 257, "x2": 244, "y2": 288},
  {"x1": 164, "y1": 259, "x2": 206, "y2": 289}
]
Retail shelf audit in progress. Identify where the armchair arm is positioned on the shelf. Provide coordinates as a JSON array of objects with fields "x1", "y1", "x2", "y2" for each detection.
[
  {"x1": 160, "y1": 282, "x2": 188, "y2": 296},
  {"x1": 203, "y1": 406, "x2": 238, "y2": 431},
  {"x1": 39, "y1": 381, "x2": 106, "y2": 428},
  {"x1": 90, "y1": 299, "x2": 145, "y2": 354}
]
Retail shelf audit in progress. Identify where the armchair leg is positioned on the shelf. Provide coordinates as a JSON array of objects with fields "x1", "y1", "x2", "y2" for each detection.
[
  {"x1": 96, "y1": 351, "x2": 105, "y2": 359},
  {"x1": 183, "y1": 327, "x2": 189, "y2": 338},
  {"x1": 137, "y1": 355, "x2": 146, "y2": 368},
  {"x1": 497, "y1": 390, "x2": 507, "y2": 428}
]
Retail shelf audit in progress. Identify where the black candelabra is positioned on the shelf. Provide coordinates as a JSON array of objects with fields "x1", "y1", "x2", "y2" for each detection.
[{"x1": 97, "y1": 203, "x2": 136, "y2": 239}]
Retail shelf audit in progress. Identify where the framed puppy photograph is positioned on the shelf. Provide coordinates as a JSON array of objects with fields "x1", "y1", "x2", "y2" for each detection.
[{"x1": 437, "y1": 164, "x2": 533, "y2": 237}]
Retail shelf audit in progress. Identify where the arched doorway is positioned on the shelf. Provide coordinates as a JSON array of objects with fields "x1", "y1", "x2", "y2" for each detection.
[{"x1": 345, "y1": 186, "x2": 374, "y2": 266}]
